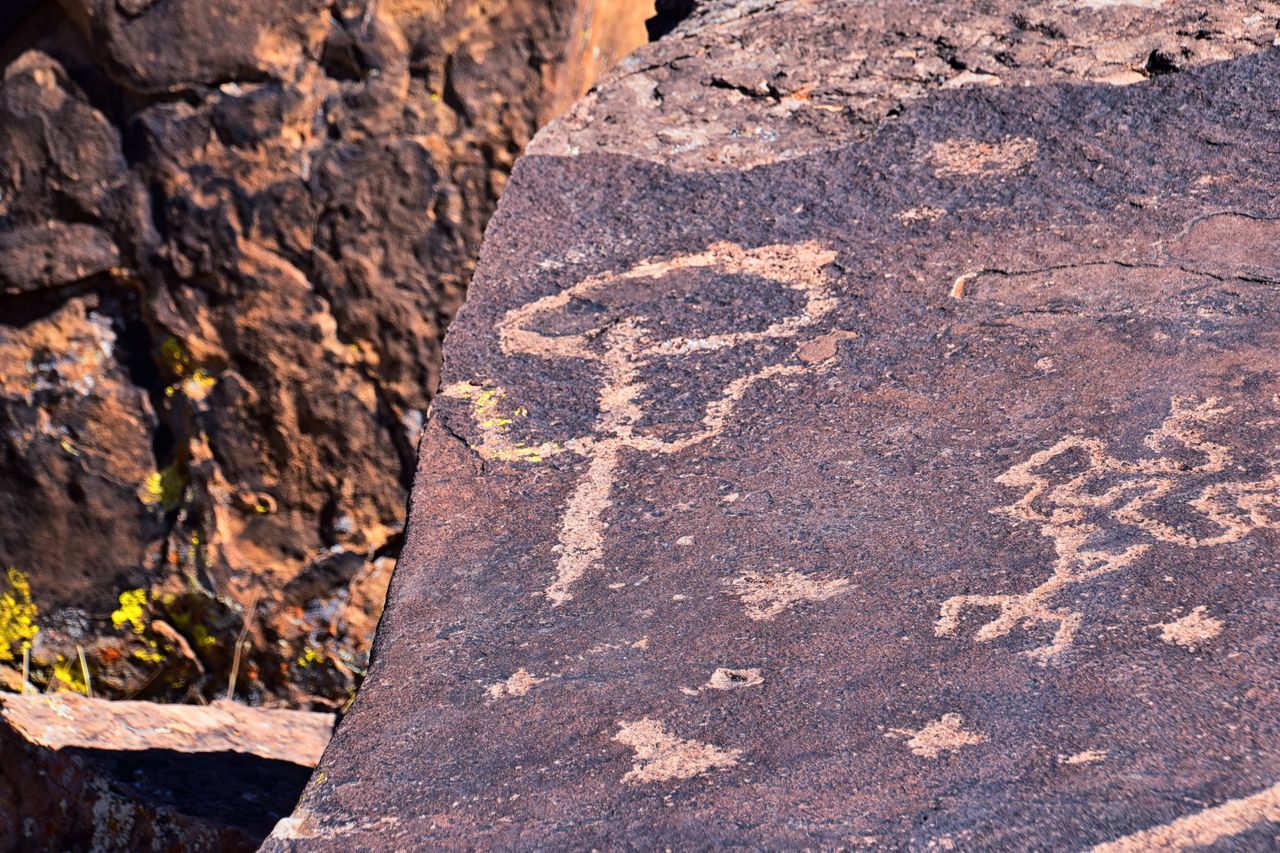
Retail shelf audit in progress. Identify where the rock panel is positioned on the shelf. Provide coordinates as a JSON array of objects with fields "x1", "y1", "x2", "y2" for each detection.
[{"x1": 276, "y1": 3, "x2": 1280, "y2": 847}]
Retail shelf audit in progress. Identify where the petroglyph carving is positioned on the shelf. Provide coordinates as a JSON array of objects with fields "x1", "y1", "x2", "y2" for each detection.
[
  {"x1": 706, "y1": 667, "x2": 763, "y2": 690},
  {"x1": 614, "y1": 718, "x2": 741, "y2": 783},
  {"x1": 1091, "y1": 779, "x2": 1280, "y2": 852},
  {"x1": 483, "y1": 242, "x2": 841, "y2": 605},
  {"x1": 1157, "y1": 607, "x2": 1223, "y2": 651},
  {"x1": 485, "y1": 668, "x2": 548, "y2": 700},
  {"x1": 886, "y1": 713, "x2": 987, "y2": 758},
  {"x1": 682, "y1": 667, "x2": 764, "y2": 695},
  {"x1": 938, "y1": 397, "x2": 1280, "y2": 663},
  {"x1": 930, "y1": 136, "x2": 1038, "y2": 177},
  {"x1": 728, "y1": 569, "x2": 851, "y2": 620},
  {"x1": 896, "y1": 205, "x2": 947, "y2": 225}
]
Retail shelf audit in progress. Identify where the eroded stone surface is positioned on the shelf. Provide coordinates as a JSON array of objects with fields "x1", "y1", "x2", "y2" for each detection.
[
  {"x1": 534, "y1": 0, "x2": 1280, "y2": 171},
  {"x1": 275, "y1": 3, "x2": 1280, "y2": 849}
]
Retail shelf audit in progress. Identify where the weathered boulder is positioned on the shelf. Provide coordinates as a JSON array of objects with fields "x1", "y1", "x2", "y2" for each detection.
[
  {"x1": 0, "y1": 0, "x2": 648, "y2": 707},
  {"x1": 271, "y1": 1, "x2": 1280, "y2": 847},
  {"x1": 0, "y1": 692, "x2": 333, "y2": 850}
]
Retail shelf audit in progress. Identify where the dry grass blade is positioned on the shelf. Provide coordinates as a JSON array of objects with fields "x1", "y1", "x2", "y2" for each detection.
[
  {"x1": 77, "y1": 645, "x2": 92, "y2": 698},
  {"x1": 226, "y1": 595, "x2": 260, "y2": 701}
]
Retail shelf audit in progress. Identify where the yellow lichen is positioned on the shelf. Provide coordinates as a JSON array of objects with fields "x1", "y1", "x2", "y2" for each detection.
[
  {"x1": 159, "y1": 336, "x2": 192, "y2": 376},
  {"x1": 159, "y1": 338, "x2": 218, "y2": 400},
  {"x1": 296, "y1": 647, "x2": 322, "y2": 668},
  {"x1": 137, "y1": 465, "x2": 185, "y2": 511},
  {"x1": 181, "y1": 368, "x2": 218, "y2": 402},
  {"x1": 0, "y1": 568, "x2": 39, "y2": 663},
  {"x1": 192, "y1": 624, "x2": 217, "y2": 649},
  {"x1": 132, "y1": 647, "x2": 166, "y2": 664},
  {"x1": 51, "y1": 656, "x2": 88, "y2": 694},
  {"x1": 139, "y1": 471, "x2": 164, "y2": 502},
  {"x1": 439, "y1": 381, "x2": 562, "y2": 463},
  {"x1": 111, "y1": 588, "x2": 150, "y2": 635},
  {"x1": 111, "y1": 589, "x2": 171, "y2": 664}
]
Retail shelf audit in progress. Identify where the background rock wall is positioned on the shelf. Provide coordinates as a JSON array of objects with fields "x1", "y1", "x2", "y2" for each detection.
[{"x1": 0, "y1": 0, "x2": 651, "y2": 708}]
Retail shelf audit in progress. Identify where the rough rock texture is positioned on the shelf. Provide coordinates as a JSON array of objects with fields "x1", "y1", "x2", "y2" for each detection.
[
  {"x1": 0, "y1": 0, "x2": 647, "y2": 708},
  {"x1": 535, "y1": 0, "x2": 1280, "y2": 169},
  {"x1": 271, "y1": 2, "x2": 1280, "y2": 848},
  {"x1": 0, "y1": 692, "x2": 333, "y2": 850}
]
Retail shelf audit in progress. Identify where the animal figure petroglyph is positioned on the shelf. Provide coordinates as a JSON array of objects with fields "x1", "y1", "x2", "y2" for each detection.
[
  {"x1": 613, "y1": 718, "x2": 741, "y2": 783},
  {"x1": 886, "y1": 713, "x2": 988, "y2": 758},
  {"x1": 481, "y1": 241, "x2": 840, "y2": 605},
  {"x1": 937, "y1": 397, "x2": 1280, "y2": 663}
]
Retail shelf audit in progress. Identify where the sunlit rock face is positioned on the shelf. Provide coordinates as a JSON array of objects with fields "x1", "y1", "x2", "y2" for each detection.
[{"x1": 0, "y1": 0, "x2": 648, "y2": 708}]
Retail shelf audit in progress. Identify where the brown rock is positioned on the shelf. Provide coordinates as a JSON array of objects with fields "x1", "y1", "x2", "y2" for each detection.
[
  {"x1": 0, "y1": 692, "x2": 333, "y2": 850},
  {"x1": 0, "y1": 294, "x2": 160, "y2": 606},
  {"x1": 0, "y1": 0, "x2": 647, "y2": 707},
  {"x1": 273, "y1": 1, "x2": 1280, "y2": 847},
  {"x1": 533, "y1": 0, "x2": 1280, "y2": 170}
]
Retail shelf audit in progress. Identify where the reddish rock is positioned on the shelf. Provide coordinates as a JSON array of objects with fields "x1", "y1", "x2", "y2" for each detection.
[
  {"x1": 0, "y1": 0, "x2": 647, "y2": 708},
  {"x1": 0, "y1": 692, "x2": 333, "y2": 850},
  {"x1": 271, "y1": 1, "x2": 1280, "y2": 847}
]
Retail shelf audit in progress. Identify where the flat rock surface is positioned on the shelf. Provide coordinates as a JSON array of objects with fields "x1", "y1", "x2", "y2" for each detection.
[
  {"x1": 0, "y1": 693, "x2": 333, "y2": 850},
  {"x1": 274, "y1": 4, "x2": 1280, "y2": 848},
  {"x1": 1, "y1": 692, "x2": 333, "y2": 764}
]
